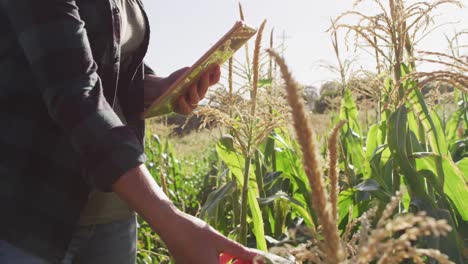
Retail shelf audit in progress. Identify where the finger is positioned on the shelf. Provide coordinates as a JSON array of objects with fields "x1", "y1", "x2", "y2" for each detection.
[
  {"x1": 188, "y1": 83, "x2": 200, "y2": 106},
  {"x1": 208, "y1": 64, "x2": 221, "y2": 85},
  {"x1": 216, "y1": 237, "x2": 258, "y2": 262},
  {"x1": 175, "y1": 95, "x2": 194, "y2": 115},
  {"x1": 197, "y1": 72, "x2": 210, "y2": 99}
]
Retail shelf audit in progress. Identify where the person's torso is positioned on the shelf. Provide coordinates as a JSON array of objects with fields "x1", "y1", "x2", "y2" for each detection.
[{"x1": 0, "y1": 0, "x2": 150, "y2": 260}]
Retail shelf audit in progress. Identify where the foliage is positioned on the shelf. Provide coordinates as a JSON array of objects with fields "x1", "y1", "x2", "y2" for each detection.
[{"x1": 137, "y1": 1, "x2": 468, "y2": 263}]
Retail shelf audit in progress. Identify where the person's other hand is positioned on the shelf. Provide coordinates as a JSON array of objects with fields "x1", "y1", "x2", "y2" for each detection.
[
  {"x1": 158, "y1": 210, "x2": 258, "y2": 264},
  {"x1": 144, "y1": 64, "x2": 221, "y2": 115}
]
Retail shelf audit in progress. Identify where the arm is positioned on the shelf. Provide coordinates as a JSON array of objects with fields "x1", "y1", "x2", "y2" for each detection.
[{"x1": 113, "y1": 165, "x2": 258, "y2": 263}]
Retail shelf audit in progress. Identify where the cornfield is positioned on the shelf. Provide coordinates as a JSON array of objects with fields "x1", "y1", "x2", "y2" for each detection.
[{"x1": 138, "y1": 0, "x2": 468, "y2": 263}]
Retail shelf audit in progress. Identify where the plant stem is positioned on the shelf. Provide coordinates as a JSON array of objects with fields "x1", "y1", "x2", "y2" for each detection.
[
  {"x1": 254, "y1": 151, "x2": 265, "y2": 198},
  {"x1": 239, "y1": 155, "x2": 252, "y2": 245},
  {"x1": 239, "y1": 19, "x2": 267, "y2": 246},
  {"x1": 388, "y1": 0, "x2": 404, "y2": 101},
  {"x1": 231, "y1": 171, "x2": 241, "y2": 227}
]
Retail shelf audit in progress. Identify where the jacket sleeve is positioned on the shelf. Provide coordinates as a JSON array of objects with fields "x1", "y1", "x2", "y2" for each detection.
[{"x1": 1, "y1": 0, "x2": 147, "y2": 191}]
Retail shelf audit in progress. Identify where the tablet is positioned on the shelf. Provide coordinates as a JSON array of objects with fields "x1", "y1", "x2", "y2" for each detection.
[{"x1": 142, "y1": 21, "x2": 257, "y2": 119}]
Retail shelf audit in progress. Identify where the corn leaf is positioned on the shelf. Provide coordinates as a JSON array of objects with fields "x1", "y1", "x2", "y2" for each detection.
[
  {"x1": 339, "y1": 89, "x2": 369, "y2": 179},
  {"x1": 408, "y1": 88, "x2": 448, "y2": 155},
  {"x1": 200, "y1": 180, "x2": 236, "y2": 221},
  {"x1": 414, "y1": 153, "x2": 468, "y2": 220},
  {"x1": 457, "y1": 158, "x2": 468, "y2": 181},
  {"x1": 337, "y1": 189, "x2": 356, "y2": 226},
  {"x1": 445, "y1": 107, "x2": 464, "y2": 143},
  {"x1": 258, "y1": 191, "x2": 314, "y2": 228},
  {"x1": 271, "y1": 132, "x2": 315, "y2": 223},
  {"x1": 387, "y1": 106, "x2": 431, "y2": 201}
]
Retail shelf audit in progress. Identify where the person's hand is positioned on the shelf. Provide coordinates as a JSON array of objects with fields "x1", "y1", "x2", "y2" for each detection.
[
  {"x1": 144, "y1": 64, "x2": 221, "y2": 115},
  {"x1": 157, "y1": 210, "x2": 259, "y2": 264},
  {"x1": 174, "y1": 64, "x2": 221, "y2": 115}
]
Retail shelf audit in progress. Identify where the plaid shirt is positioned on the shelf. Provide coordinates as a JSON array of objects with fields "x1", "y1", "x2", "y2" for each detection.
[{"x1": 0, "y1": 0, "x2": 152, "y2": 261}]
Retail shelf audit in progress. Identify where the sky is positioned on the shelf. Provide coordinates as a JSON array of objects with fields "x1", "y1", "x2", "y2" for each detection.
[{"x1": 142, "y1": 0, "x2": 467, "y2": 88}]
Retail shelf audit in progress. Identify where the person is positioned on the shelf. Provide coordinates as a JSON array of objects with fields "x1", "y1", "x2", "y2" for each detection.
[{"x1": 0, "y1": 0, "x2": 258, "y2": 263}]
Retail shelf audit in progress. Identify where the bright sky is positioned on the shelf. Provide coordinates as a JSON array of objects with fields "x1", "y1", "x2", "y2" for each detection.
[{"x1": 143, "y1": 0, "x2": 467, "y2": 88}]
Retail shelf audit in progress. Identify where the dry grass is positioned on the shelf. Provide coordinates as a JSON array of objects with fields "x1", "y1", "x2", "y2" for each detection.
[
  {"x1": 328, "y1": 120, "x2": 347, "y2": 222},
  {"x1": 409, "y1": 50, "x2": 468, "y2": 92},
  {"x1": 288, "y1": 191, "x2": 454, "y2": 264},
  {"x1": 308, "y1": 113, "x2": 334, "y2": 136},
  {"x1": 147, "y1": 121, "x2": 219, "y2": 161},
  {"x1": 251, "y1": 20, "x2": 267, "y2": 117},
  {"x1": 332, "y1": 0, "x2": 464, "y2": 105}
]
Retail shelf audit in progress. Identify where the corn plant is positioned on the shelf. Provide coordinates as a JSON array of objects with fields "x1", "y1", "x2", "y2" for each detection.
[
  {"x1": 330, "y1": 0, "x2": 468, "y2": 261},
  {"x1": 269, "y1": 48, "x2": 458, "y2": 264},
  {"x1": 197, "y1": 14, "x2": 320, "y2": 251}
]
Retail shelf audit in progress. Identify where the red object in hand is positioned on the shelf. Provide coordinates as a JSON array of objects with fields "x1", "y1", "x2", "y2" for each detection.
[{"x1": 219, "y1": 253, "x2": 252, "y2": 264}]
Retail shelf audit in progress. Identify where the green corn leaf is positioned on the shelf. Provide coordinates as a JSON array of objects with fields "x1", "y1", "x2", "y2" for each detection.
[
  {"x1": 200, "y1": 180, "x2": 236, "y2": 221},
  {"x1": 258, "y1": 191, "x2": 290, "y2": 238},
  {"x1": 457, "y1": 158, "x2": 468, "y2": 181},
  {"x1": 387, "y1": 106, "x2": 431, "y2": 201},
  {"x1": 337, "y1": 189, "x2": 356, "y2": 227},
  {"x1": 271, "y1": 132, "x2": 315, "y2": 221},
  {"x1": 258, "y1": 191, "x2": 314, "y2": 228},
  {"x1": 445, "y1": 107, "x2": 464, "y2": 143},
  {"x1": 414, "y1": 153, "x2": 468, "y2": 220},
  {"x1": 339, "y1": 89, "x2": 369, "y2": 179},
  {"x1": 339, "y1": 89, "x2": 362, "y2": 136},
  {"x1": 407, "y1": 88, "x2": 448, "y2": 155},
  {"x1": 407, "y1": 110, "x2": 426, "y2": 147},
  {"x1": 366, "y1": 120, "x2": 393, "y2": 193},
  {"x1": 258, "y1": 78, "x2": 273, "y2": 87},
  {"x1": 366, "y1": 122, "x2": 387, "y2": 161}
]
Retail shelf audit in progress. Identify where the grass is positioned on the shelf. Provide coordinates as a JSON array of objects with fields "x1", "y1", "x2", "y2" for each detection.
[{"x1": 147, "y1": 121, "x2": 219, "y2": 162}]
